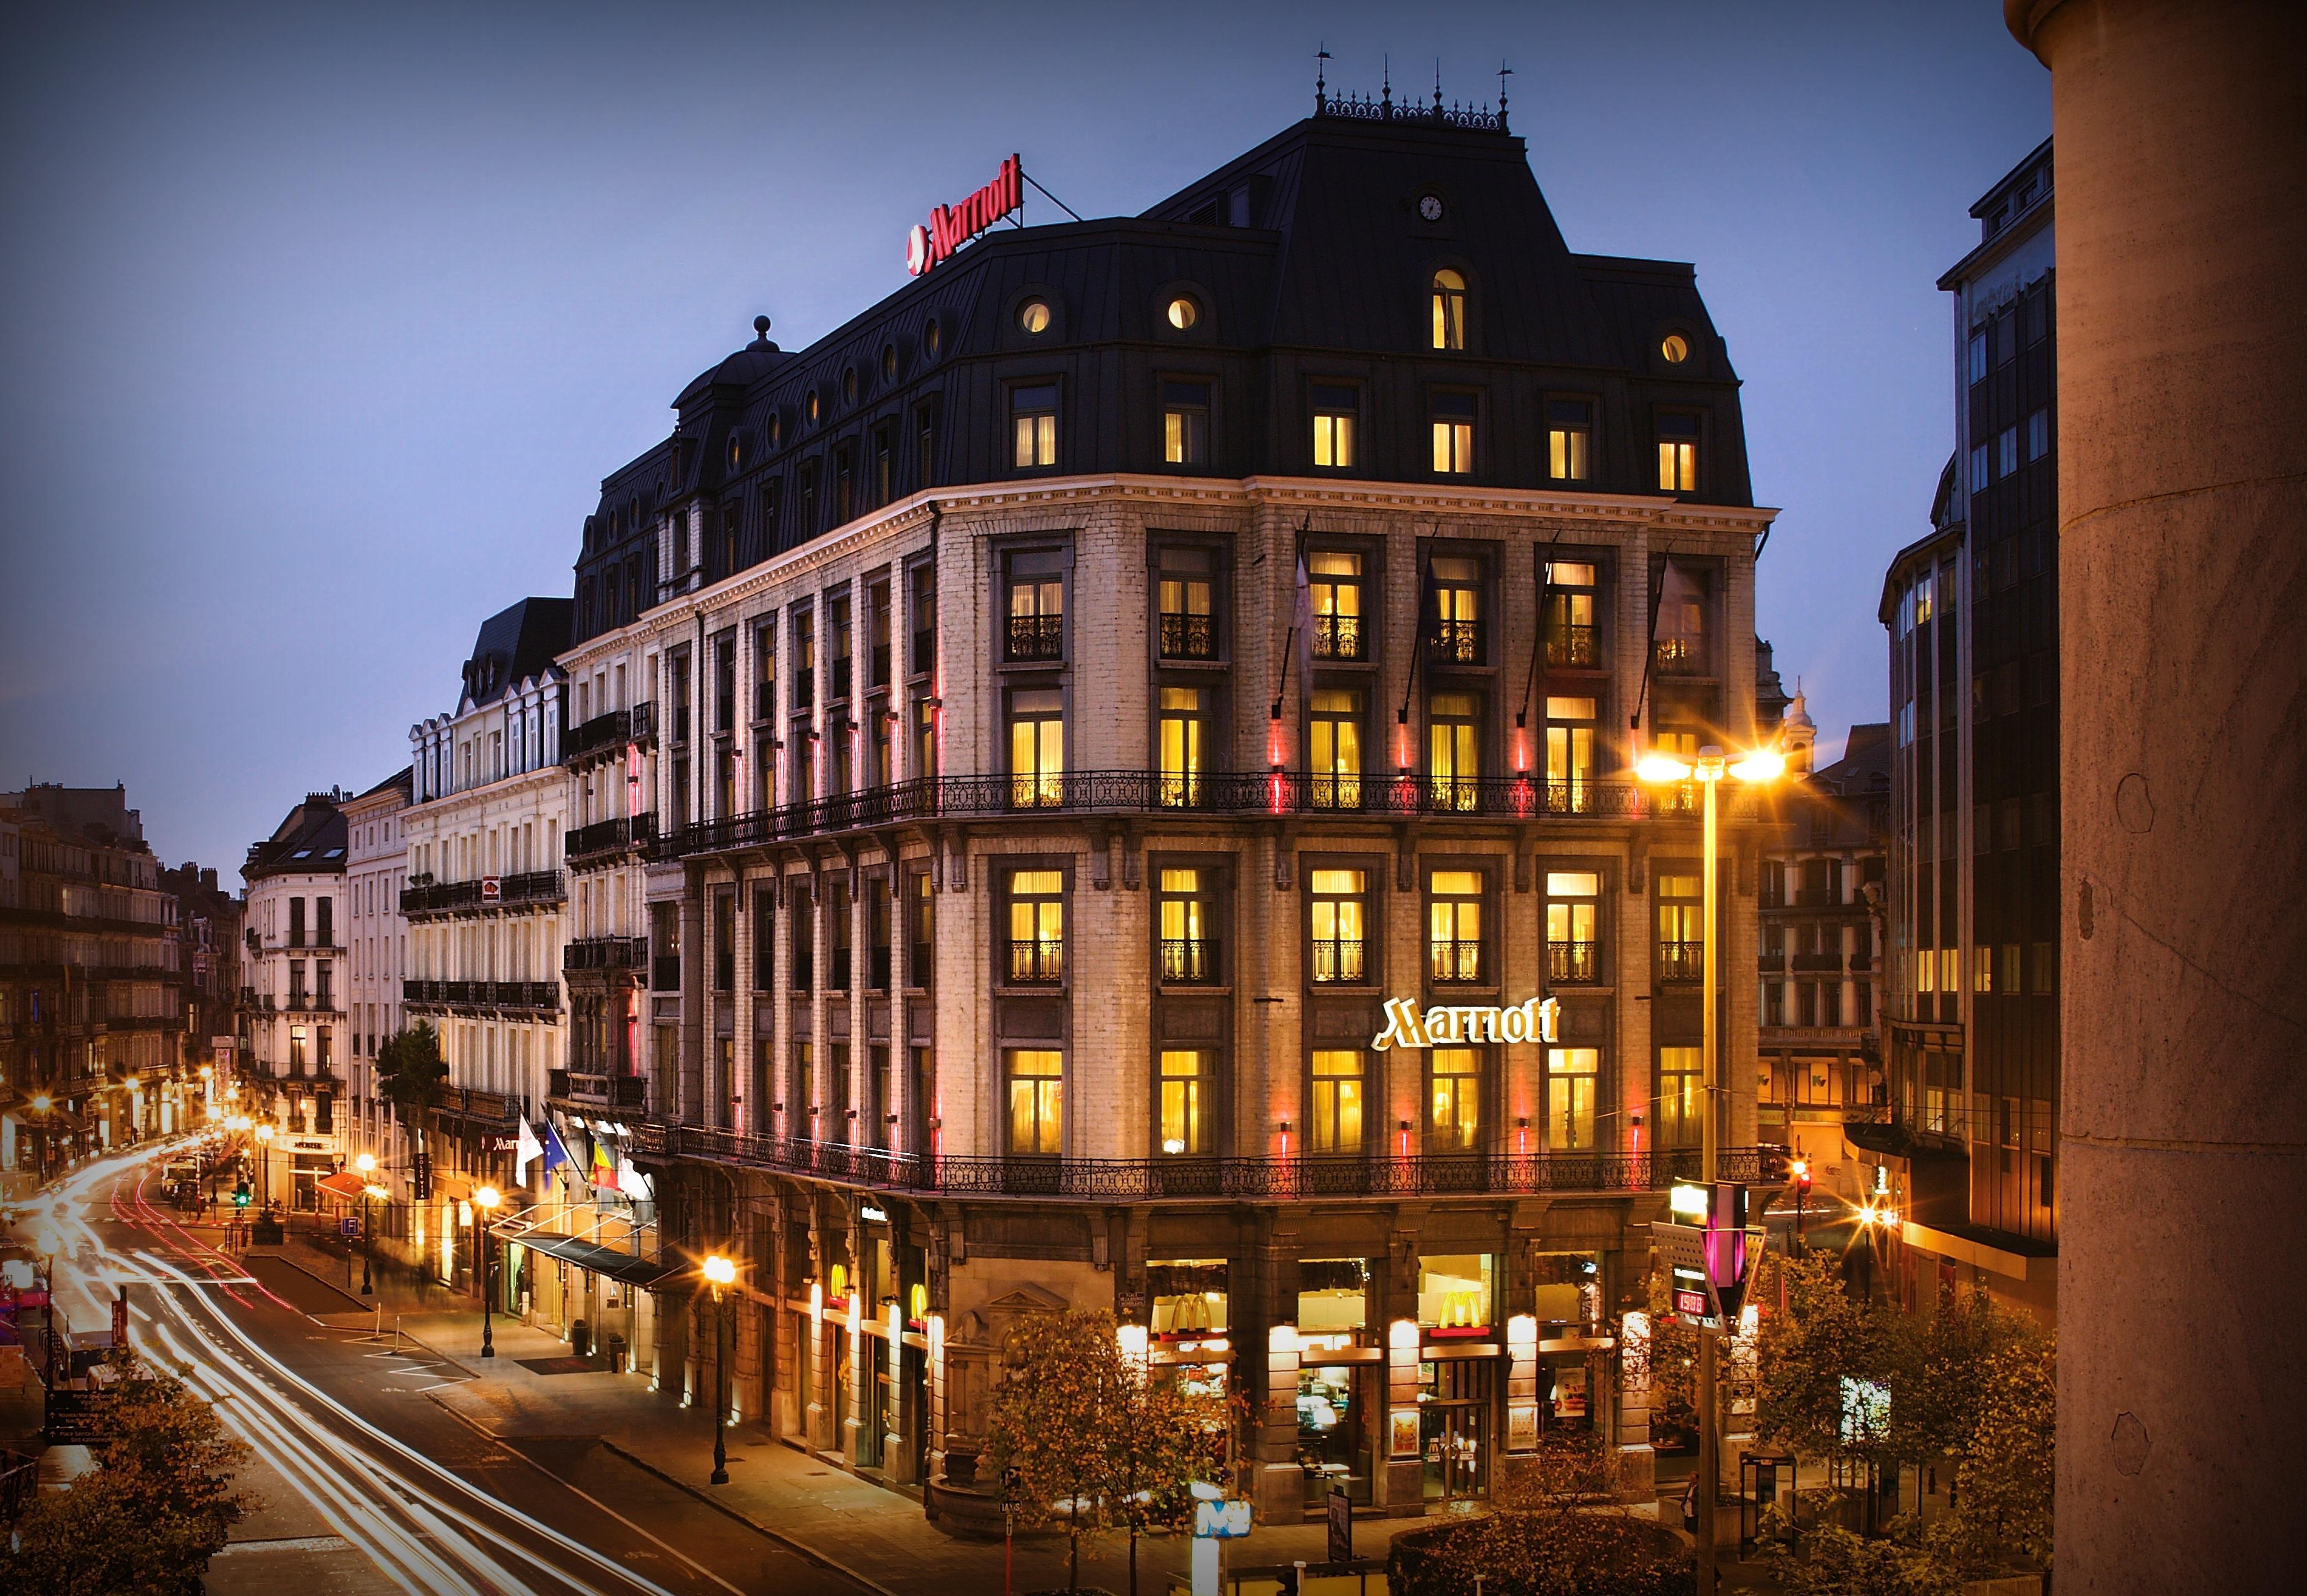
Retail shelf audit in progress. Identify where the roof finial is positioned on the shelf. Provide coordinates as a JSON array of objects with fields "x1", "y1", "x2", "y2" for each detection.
[
  {"x1": 1498, "y1": 60, "x2": 1511, "y2": 130},
  {"x1": 749, "y1": 314, "x2": 772, "y2": 350},
  {"x1": 1381, "y1": 55, "x2": 1390, "y2": 112},
  {"x1": 1315, "y1": 43, "x2": 1329, "y2": 112},
  {"x1": 1435, "y1": 59, "x2": 1444, "y2": 113}
]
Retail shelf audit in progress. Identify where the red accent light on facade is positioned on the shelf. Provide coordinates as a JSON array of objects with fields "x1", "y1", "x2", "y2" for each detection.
[{"x1": 907, "y1": 155, "x2": 1023, "y2": 277}]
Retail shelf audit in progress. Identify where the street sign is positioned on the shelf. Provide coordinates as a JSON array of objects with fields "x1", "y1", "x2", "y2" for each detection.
[
  {"x1": 44, "y1": 1387, "x2": 112, "y2": 1445},
  {"x1": 1193, "y1": 1498, "x2": 1251, "y2": 1539},
  {"x1": 110, "y1": 1294, "x2": 127, "y2": 1350},
  {"x1": 340, "y1": 1217, "x2": 361, "y2": 1238}
]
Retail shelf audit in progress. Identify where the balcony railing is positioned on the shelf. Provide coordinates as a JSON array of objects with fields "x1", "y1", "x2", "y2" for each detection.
[
  {"x1": 1311, "y1": 938, "x2": 1367, "y2": 984},
  {"x1": 1428, "y1": 619, "x2": 1483, "y2": 664},
  {"x1": 652, "y1": 772, "x2": 1739, "y2": 863},
  {"x1": 1545, "y1": 624, "x2": 1598, "y2": 669},
  {"x1": 1158, "y1": 938, "x2": 1218, "y2": 983},
  {"x1": 1657, "y1": 941, "x2": 1704, "y2": 982},
  {"x1": 564, "y1": 701, "x2": 655, "y2": 765},
  {"x1": 1007, "y1": 939, "x2": 1065, "y2": 985},
  {"x1": 1651, "y1": 637, "x2": 1707, "y2": 676},
  {"x1": 1006, "y1": 614, "x2": 1064, "y2": 661},
  {"x1": 1759, "y1": 951, "x2": 1787, "y2": 973},
  {"x1": 647, "y1": 1124, "x2": 1769, "y2": 1200},
  {"x1": 1158, "y1": 613, "x2": 1214, "y2": 659},
  {"x1": 1792, "y1": 952, "x2": 1844, "y2": 971},
  {"x1": 1428, "y1": 939, "x2": 1485, "y2": 984},
  {"x1": 550, "y1": 1069, "x2": 650, "y2": 1108},
  {"x1": 400, "y1": 870, "x2": 566, "y2": 917},
  {"x1": 1546, "y1": 941, "x2": 1598, "y2": 983},
  {"x1": 1544, "y1": 780, "x2": 1599, "y2": 816},
  {"x1": 402, "y1": 978, "x2": 562, "y2": 1013},
  {"x1": 1312, "y1": 613, "x2": 1363, "y2": 660},
  {"x1": 565, "y1": 813, "x2": 657, "y2": 867},
  {"x1": 564, "y1": 936, "x2": 650, "y2": 972}
]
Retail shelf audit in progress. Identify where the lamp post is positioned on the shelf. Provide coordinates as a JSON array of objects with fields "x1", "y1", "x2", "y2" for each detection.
[
  {"x1": 474, "y1": 1185, "x2": 501, "y2": 1358},
  {"x1": 355, "y1": 1153, "x2": 378, "y2": 1295},
  {"x1": 1790, "y1": 1156, "x2": 1810, "y2": 1253},
  {"x1": 702, "y1": 1253, "x2": 736, "y2": 1484},
  {"x1": 32, "y1": 1225, "x2": 61, "y2": 1390},
  {"x1": 29, "y1": 1093, "x2": 53, "y2": 1186},
  {"x1": 254, "y1": 1122, "x2": 275, "y2": 1211},
  {"x1": 1636, "y1": 741, "x2": 1782, "y2": 1596}
]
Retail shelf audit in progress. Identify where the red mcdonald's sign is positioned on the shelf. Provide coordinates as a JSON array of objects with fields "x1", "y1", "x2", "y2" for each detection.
[{"x1": 907, "y1": 154, "x2": 1022, "y2": 277}]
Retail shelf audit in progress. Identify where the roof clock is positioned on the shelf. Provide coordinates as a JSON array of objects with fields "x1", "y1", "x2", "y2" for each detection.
[{"x1": 1419, "y1": 192, "x2": 1445, "y2": 223}]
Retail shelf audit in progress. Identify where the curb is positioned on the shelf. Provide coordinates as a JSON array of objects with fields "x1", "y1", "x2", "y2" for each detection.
[{"x1": 253, "y1": 1248, "x2": 381, "y2": 1320}]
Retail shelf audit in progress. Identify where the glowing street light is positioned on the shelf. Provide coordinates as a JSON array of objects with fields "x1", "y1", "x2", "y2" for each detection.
[
  {"x1": 702, "y1": 1253, "x2": 737, "y2": 1484},
  {"x1": 473, "y1": 1185, "x2": 502, "y2": 1359},
  {"x1": 354, "y1": 1154, "x2": 379, "y2": 1295}
]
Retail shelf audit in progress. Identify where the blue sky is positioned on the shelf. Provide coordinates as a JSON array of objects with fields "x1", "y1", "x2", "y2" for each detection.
[{"x1": 0, "y1": 1, "x2": 2045, "y2": 874}]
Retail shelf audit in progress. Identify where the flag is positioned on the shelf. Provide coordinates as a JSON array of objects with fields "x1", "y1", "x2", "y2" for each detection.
[
  {"x1": 542, "y1": 1121, "x2": 573, "y2": 1176},
  {"x1": 591, "y1": 1134, "x2": 615, "y2": 1186},
  {"x1": 1292, "y1": 537, "x2": 1315, "y2": 700},
  {"x1": 617, "y1": 1154, "x2": 653, "y2": 1202},
  {"x1": 514, "y1": 1118, "x2": 543, "y2": 1185}
]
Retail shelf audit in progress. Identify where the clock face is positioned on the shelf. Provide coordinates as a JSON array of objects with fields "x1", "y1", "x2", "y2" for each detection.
[{"x1": 1419, "y1": 193, "x2": 1444, "y2": 223}]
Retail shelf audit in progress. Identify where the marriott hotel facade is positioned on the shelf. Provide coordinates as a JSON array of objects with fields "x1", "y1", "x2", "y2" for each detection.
[{"x1": 551, "y1": 93, "x2": 1775, "y2": 1523}]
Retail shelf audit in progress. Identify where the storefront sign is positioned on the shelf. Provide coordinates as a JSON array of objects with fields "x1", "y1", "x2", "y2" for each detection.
[
  {"x1": 1371, "y1": 996, "x2": 1559, "y2": 1052},
  {"x1": 906, "y1": 154, "x2": 1022, "y2": 277}
]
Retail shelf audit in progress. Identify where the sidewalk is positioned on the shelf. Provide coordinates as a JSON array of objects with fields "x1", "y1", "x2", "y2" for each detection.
[{"x1": 259, "y1": 1229, "x2": 1416, "y2": 1595}]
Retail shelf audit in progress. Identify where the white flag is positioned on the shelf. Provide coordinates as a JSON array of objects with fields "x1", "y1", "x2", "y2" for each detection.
[
  {"x1": 616, "y1": 1154, "x2": 654, "y2": 1202},
  {"x1": 514, "y1": 1117, "x2": 544, "y2": 1184}
]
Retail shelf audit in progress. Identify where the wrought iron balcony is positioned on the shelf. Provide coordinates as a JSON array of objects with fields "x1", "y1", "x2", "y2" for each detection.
[
  {"x1": 1158, "y1": 938, "x2": 1217, "y2": 984},
  {"x1": 1428, "y1": 619, "x2": 1483, "y2": 664},
  {"x1": 1311, "y1": 938, "x2": 1366, "y2": 984},
  {"x1": 400, "y1": 869, "x2": 565, "y2": 917},
  {"x1": 402, "y1": 978, "x2": 562, "y2": 1014},
  {"x1": 1312, "y1": 613, "x2": 1363, "y2": 661},
  {"x1": 565, "y1": 813, "x2": 657, "y2": 869},
  {"x1": 1651, "y1": 637, "x2": 1707, "y2": 676},
  {"x1": 1547, "y1": 940, "x2": 1598, "y2": 983},
  {"x1": 1007, "y1": 939, "x2": 1065, "y2": 985},
  {"x1": 1158, "y1": 612, "x2": 1215, "y2": 660},
  {"x1": 563, "y1": 936, "x2": 650, "y2": 972},
  {"x1": 564, "y1": 702, "x2": 656, "y2": 765},
  {"x1": 1545, "y1": 624, "x2": 1598, "y2": 669},
  {"x1": 1428, "y1": 939, "x2": 1486, "y2": 984},
  {"x1": 1005, "y1": 614, "x2": 1064, "y2": 662},
  {"x1": 1656, "y1": 941, "x2": 1704, "y2": 982}
]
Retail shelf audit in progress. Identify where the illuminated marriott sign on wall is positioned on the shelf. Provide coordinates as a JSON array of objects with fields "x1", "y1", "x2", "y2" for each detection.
[
  {"x1": 1371, "y1": 997, "x2": 1561, "y2": 1052},
  {"x1": 907, "y1": 154, "x2": 1022, "y2": 277}
]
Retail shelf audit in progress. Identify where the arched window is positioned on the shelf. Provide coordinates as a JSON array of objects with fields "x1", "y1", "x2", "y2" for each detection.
[{"x1": 1431, "y1": 269, "x2": 1467, "y2": 351}]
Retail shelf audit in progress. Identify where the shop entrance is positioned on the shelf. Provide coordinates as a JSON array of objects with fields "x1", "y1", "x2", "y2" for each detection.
[
  {"x1": 1296, "y1": 1364, "x2": 1373, "y2": 1506},
  {"x1": 1421, "y1": 1358, "x2": 1494, "y2": 1504}
]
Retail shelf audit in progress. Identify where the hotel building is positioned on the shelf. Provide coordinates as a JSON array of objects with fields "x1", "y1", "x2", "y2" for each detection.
[{"x1": 555, "y1": 95, "x2": 1779, "y2": 1519}]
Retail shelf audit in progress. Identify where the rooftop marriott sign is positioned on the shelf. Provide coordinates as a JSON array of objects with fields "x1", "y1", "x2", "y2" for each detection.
[
  {"x1": 1371, "y1": 997, "x2": 1560, "y2": 1051},
  {"x1": 906, "y1": 154, "x2": 1022, "y2": 277}
]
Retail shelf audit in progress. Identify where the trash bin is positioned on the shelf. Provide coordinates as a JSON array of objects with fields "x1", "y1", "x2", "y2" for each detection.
[
  {"x1": 570, "y1": 1319, "x2": 591, "y2": 1358},
  {"x1": 603, "y1": 1331, "x2": 626, "y2": 1372}
]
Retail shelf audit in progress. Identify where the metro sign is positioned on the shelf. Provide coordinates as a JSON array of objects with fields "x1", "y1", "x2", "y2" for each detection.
[{"x1": 907, "y1": 154, "x2": 1022, "y2": 277}]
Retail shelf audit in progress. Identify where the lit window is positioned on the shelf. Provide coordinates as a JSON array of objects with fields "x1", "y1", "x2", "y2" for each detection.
[
  {"x1": 1656, "y1": 1046, "x2": 1701, "y2": 1149},
  {"x1": 1018, "y1": 298, "x2": 1052, "y2": 335},
  {"x1": 1656, "y1": 874, "x2": 1702, "y2": 981},
  {"x1": 1428, "y1": 691, "x2": 1480, "y2": 811},
  {"x1": 1162, "y1": 380, "x2": 1210, "y2": 466},
  {"x1": 1310, "y1": 689, "x2": 1363, "y2": 810},
  {"x1": 1006, "y1": 869, "x2": 1064, "y2": 982},
  {"x1": 1428, "y1": 869, "x2": 1485, "y2": 983},
  {"x1": 1311, "y1": 385, "x2": 1358, "y2": 469},
  {"x1": 1309, "y1": 552, "x2": 1363, "y2": 659},
  {"x1": 1011, "y1": 384, "x2": 1058, "y2": 469},
  {"x1": 1158, "y1": 1049, "x2": 1211, "y2": 1155},
  {"x1": 1547, "y1": 400, "x2": 1592, "y2": 481},
  {"x1": 1310, "y1": 869, "x2": 1367, "y2": 983},
  {"x1": 1158, "y1": 868, "x2": 1213, "y2": 983},
  {"x1": 1545, "y1": 871, "x2": 1600, "y2": 983},
  {"x1": 1157, "y1": 687, "x2": 1205, "y2": 808},
  {"x1": 1656, "y1": 414, "x2": 1699, "y2": 492},
  {"x1": 1430, "y1": 269, "x2": 1467, "y2": 351},
  {"x1": 1166, "y1": 296, "x2": 1199, "y2": 331},
  {"x1": 1005, "y1": 1049, "x2": 1063, "y2": 1153},
  {"x1": 1544, "y1": 560, "x2": 1597, "y2": 668},
  {"x1": 1544, "y1": 697, "x2": 1596, "y2": 815},
  {"x1": 1007, "y1": 689, "x2": 1064, "y2": 809},
  {"x1": 1547, "y1": 1047, "x2": 1599, "y2": 1150},
  {"x1": 1308, "y1": 1051, "x2": 1365, "y2": 1154},
  {"x1": 1157, "y1": 546, "x2": 1214, "y2": 659},
  {"x1": 1428, "y1": 1049, "x2": 1482, "y2": 1149},
  {"x1": 1432, "y1": 393, "x2": 1476, "y2": 474},
  {"x1": 1660, "y1": 333, "x2": 1689, "y2": 364}
]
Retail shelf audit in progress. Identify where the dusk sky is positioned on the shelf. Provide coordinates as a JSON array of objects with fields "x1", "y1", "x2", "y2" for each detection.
[{"x1": 0, "y1": 1, "x2": 2047, "y2": 877}]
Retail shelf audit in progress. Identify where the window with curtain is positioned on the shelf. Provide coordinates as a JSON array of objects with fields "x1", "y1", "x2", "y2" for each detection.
[
  {"x1": 1428, "y1": 1047, "x2": 1482, "y2": 1150},
  {"x1": 1308, "y1": 1050, "x2": 1366, "y2": 1155},
  {"x1": 1544, "y1": 560, "x2": 1597, "y2": 667},
  {"x1": 1544, "y1": 695, "x2": 1596, "y2": 815},
  {"x1": 1430, "y1": 270, "x2": 1467, "y2": 351},
  {"x1": 1006, "y1": 1049, "x2": 1063, "y2": 1155},
  {"x1": 1162, "y1": 380, "x2": 1210, "y2": 467},
  {"x1": 1006, "y1": 869, "x2": 1064, "y2": 984},
  {"x1": 1545, "y1": 871, "x2": 1600, "y2": 984},
  {"x1": 1156, "y1": 687, "x2": 1205, "y2": 807},
  {"x1": 1158, "y1": 1049, "x2": 1212, "y2": 1155},
  {"x1": 1311, "y1": 386, "x2": 1358, "y2": 469},
  {"x1": 1429, "y1": 869, "x2": 1485, "y2": 984},
  {"x1": 1008, "y1": 688, "x2": 1064, "y2": 808},
  {"x1": 1158, "y1": 868, "x2": 1214, "y2": 983},
  {"x1": 1430, "y1": 392, "x2": 1476, "y2": 473},
  {"x1": 1656, "y1": 873, "x2": 1703, "y2": 982},
  {"x1": 1308, "y1": 550, "x2": 1363, "y2": 658},
  {"x1": 1012, "y1": 383, "x2": 1058, "y2": 469},
  {"x1": 1655, "y1": 413, "x2": 1700, "y2": 492},
  {"x1": 1547, "y1": 399, "x2": 1593, "y2": 481},
  {"x1": 1310, "y1": 868, "x2": 1368, "y2": 984},
  {"x1": 1157, "y1": 546, "x2": 1216, "y2": 659},
  {"x1": 1309, "y1": 689, "x2": 1362, "y2": 809},
  {"x1": 1656, "y1": 1046, "x2": 1702, "y2": 1149},
  {"x1": 1429, "y1": 556, "x2": 1481, "y2": 661},
  {"x1": 1547, "y1": 1047, "x2": 1599, "y2": 1150},
  {"x1": 1428, "y1": 691, "x2": 1480, "y2": 811}
]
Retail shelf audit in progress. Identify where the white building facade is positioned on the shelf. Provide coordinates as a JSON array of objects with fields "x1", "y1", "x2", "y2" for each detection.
[
  {"x1": 239, "y1": 791, "x2": 351, "y2": 1210},
  {"x1": 341, "y1": 768, "x2": 411, "y2": 1164}
]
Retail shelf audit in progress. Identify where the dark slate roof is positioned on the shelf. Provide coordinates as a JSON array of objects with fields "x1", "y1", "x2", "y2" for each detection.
[
  {"x1": 354, "y1": 766, "x2": 414, "y2": 803},
  {"x1": 1815, "y1": 724, "x2": 1892, "y2": 796},
  {"x1": 459, "y1": 599, "x2": 570, "y2": 712},
  {"x1": 245, "y1": 793, "x2": 348, "y2": 880}
]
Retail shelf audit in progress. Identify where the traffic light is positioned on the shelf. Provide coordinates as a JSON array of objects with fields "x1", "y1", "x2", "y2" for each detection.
[
  {"x1": 1792, "y1": 1158, "x2": 1813, "y2": 1195},
  {"x1": 232, "y1": 1181, "x2": 251, "y2": 1209}
]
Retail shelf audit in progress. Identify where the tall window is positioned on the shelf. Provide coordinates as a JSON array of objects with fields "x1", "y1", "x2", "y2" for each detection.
[
  {"x1": 1544, "y1": 560, "x2": 1597, "y2": 668},
  {"x1": 1158, "y1": 867, "x2": 1214, "y2": 983},
  {"x1": 1430, "y1": 393, "x2": 1476, "y2": 474},
  {"x1": 1012, "y1": 383, "x2": 1058, "y2": 469},
  {"x1": 1308, "y1": 551, "x2": 1363, "y2": 659},
  {"x1": 1006, "y1": 1049, "x2": 1063, "y2": 1155},
  {"x1": 1308, "y1": 1050, "x2": 1366, "y2": 1154},
  {"x1": 1656, "y1": 1046, "x2": 1702, "y2": 1149},
  {"x1": 1158, "y1": 1050, "x2": 1212, "y2": 1156},
  {"x1": 1008, "y1": 689, "x2": 1064, "y2": 808},
  {"x1": 1547, "y1": 1047, "x2": 1599, "y2": 1150},
  {"x1": 867, "y1": 581, "x2": 891, "y2": 688},
  {"x1": 907, "y1": 870, "x2": 933, "y2": 988},
  {"x1": 1311, "y1": 386, "x2": 1358, "y2": 469},
  {"x1": 1156, "y1": 687, "x2": 1206, "y2": 807},
  {"x1": 872, "y1": 426, "x2": 894, "y2": 507},
  {"x1": 1310, "y1": 868, "x2": 1367, "y2": 984},
  {"x1": 1656, "y1": 414, "x2": 1700, "y2": 492},
  {"x1": 713, "y1": 893, "x2": 735, "y2": 991},
  {"x1": 1657, "y1": 874, "x2": 1703, "y2": 982},
  {"x1": 1162, "y1": 380, "x2": 1210, "y2": 466},
  {"x1": 829, "y1": 594, "x2": 853, "y2": 702},
  {"x1": 1428, "y1": 1048, "x2": 1482, "y2": 1150},
  {"x1": 828, "y1": 878, "x2": 852, "y2": 991},
  {"x1": 1007, "y1": 869, "x2": 1064, "y2": 983},
  {"x1": 1428, "y1": 692, "x2": 1480, "y2": 811},
  {"x1": 753, "y1": 619, "x2": 777, "y2": 722},
  {"x1": 714, "y1": 633, "x2": 737, "y2": 734},
  {"x1": 1309, "y1": 689, "x2": 1363, "y2": 809},
  {"x1": 910, "y1": 561, "x2": 936, "y2": 676},
  {"x1": 1005, "y1": 559, "x2": 1064, "y2": 661},
  {"x1": 1547, "y1": 400, "x2": 1593, "y2": 482},
  {"x1": 913, "y1": 697, "x2": 938, "y2": 784},
  {"x1": 1544, "y1": 696, "x2": 1596, "y2": 815},
  {"x1": 1653, "y1": 562, "x2": 1707, "y2": 675},
  {"x1": 1429, "y1": 870, "x2": 1485, "y2": 984},
  {"x1": 1430, "y1": 269, "x2": 1467, "y2": 351},
  {"x1": 1157, "y1": 547, "x2": 1215, "y2": 659},
  {"x1": 792, "y1": 610, "x2": 815, "y2": 709},
  {"x1": 1430, "y1": 557, "x2": 1481, "y2": 661},
  {"x1": 753, "y1": 887, "x2": 775, "y2": 993},
  {"x1": 1545, "y1": 871, "x2": 1601, "y2": 984},
  {"x1": 789, "y1": 895, "x2": 813, "y2": 993}
]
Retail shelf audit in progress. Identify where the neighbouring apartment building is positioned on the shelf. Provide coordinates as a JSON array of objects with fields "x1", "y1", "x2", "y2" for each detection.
[
  {"x1": 401, "y1": 598, "x2": 571, "y2": 1293},
  {"x1": 1866, "y1": 138, "x2": 2058, "y2": 1323},
  {"x1": 548, "y1": 93, "x2": 1782, "y2": 1522},
  {"x1": 1, "y1": 784, "x2": 188, "y2": 1178},
  {"x1": 342, "y1": 767, "x2": 412, "y2": 1161},
  {"x1": 239, "y1": 788, "x2": 351, "y2": 1210},
  {"x1": 160, "y1": 858, "x2": 243, "y2": 1124},
  {"x1": 1755, "y1": 705, "x2": 1889, "y2": 1207}
]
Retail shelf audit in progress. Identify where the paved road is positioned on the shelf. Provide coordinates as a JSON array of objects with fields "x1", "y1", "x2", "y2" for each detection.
[{"x1": 26, "y1": 1141, "x2": 868, "y2": 1596}]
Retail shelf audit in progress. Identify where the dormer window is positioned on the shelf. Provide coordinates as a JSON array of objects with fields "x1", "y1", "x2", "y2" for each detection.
[{"x1": 1430, "y1": 270, "x2": 1467, "y2": 351}]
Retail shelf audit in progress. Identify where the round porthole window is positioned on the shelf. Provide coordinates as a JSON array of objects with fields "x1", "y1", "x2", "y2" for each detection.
[
  {"x1": 924, "y1": 318, "x2": 942, "y2": 358},
  {"x1": 805, "y1": 390, "x2": 821, "y2": 424},
  {"x1": 842, "y1": 366, "x2": 858, "y2": 404},
  {"x1": 881, "y1": 343, "x2": 898, "y2": 383},
  {"x1": 1166, "y1": 295, "x2": 1199, "y2": 331},
  {"x1": 1018, "y1": 298, "x2": 1052, "y2": 335},
  {"x1": 1661, "y1": 333, "x2": 1690, "y2": 364}
]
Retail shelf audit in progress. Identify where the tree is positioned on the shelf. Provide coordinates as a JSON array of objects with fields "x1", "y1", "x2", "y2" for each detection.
[
  {"x1": 1107, "y1": 1352, "x2": 1228, "y2": 1596},
  {"x1": 985, "y1": 1309, "x2": 1132, "y2": 1591},
  {"x1": 1754, "y1": 1251, "x2": 1904, "y2": 1475},
  {"x1": 1929, "y1": 1331, "x2": 2054, "y2": 1575},
  {"x1": 1640, "y1": 1267, "x2": 1701, "y2": 1450},
  {"x1": 0, "y1": 1352, "x2": 254, "y2": 1595},
  {"x1": 376, "y1": 1020, "x2": 448, "y2": 1115},
  {"x1": 1757, "y1": 1517, "x2": 1959, "y2": 1596}
]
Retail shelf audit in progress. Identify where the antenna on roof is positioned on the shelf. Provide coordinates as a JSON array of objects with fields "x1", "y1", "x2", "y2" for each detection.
[
  {"x1": 1315, "y1": 43, "x2": 1329, "y2": 111},
  {"x1": 1498, "y1": 60, "x2": 1512, "y2": 131},
  {"x1": 1381, "y1": 55, "x2": 1391, "y2": 110}
]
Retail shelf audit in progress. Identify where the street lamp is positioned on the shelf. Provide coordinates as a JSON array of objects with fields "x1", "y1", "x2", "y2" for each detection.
[
  {"x1": 702, "y1": 1253, "x2": 737, "y2": 1484},
  {"x1": 254, "y1": 1122, "x2": 275, "y2": 1210},
  {"x1": 1790, "y1": 1157, "x2": 1811, "y2": 1252},
  {"x1": 29, "y1": 1094, "x2": 53, "y2": 1185},
  {"x1": 32, "y1": 1224, "x2": 61, "y2": 1389},
  {"x1": 355, "y1": 1153, "x2": 379, "y2": 1295},
  {"x1": 473, "y1": 1185, "x2": 501, "y2": 1358},
  {"x1": 1636, "y1": 741, "x2": 1783, "y2": 1596}
]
